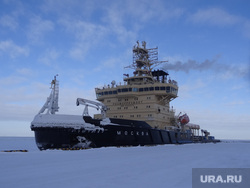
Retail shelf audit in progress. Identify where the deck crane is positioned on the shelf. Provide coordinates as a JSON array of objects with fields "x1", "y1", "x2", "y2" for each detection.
[{"x1": 76, "y1": 98, "x2": 107, "y2": 119}]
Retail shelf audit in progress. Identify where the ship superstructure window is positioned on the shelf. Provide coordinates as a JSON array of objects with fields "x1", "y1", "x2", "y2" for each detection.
[
  {"x1": 122, "y1": 88, "x2": 128, "y2": 92},
  {"x1": 171, "y1": 88, "x2": 178, "y2": 95},
  {"x1": 160, "y1": 87, "x2": 165, "y2": 90},
  {"x1": 132, "y1": 88, "x2": 138, "y2": 92},
  {"x1": 166, "y1": 86, "x2": 170, "y2": 93},
  {"x1": 96, "y1": 85, "x2": 177, "y2": 99}
]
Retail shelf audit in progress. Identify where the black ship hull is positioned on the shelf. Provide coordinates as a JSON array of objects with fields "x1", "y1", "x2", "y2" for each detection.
[{"x1": 31, "y1": 116, "x2": 219, "y2": 150}]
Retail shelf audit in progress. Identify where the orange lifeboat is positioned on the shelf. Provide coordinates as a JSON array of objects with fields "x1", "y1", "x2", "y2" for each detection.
[{"x1": 179, "y1": 113, "x2": 190, "y2": 125}]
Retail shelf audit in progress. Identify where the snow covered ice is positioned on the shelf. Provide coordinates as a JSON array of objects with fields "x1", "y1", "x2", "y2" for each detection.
[{"x1": 0, "y1": 137, "x2": 250, "y2": 188}]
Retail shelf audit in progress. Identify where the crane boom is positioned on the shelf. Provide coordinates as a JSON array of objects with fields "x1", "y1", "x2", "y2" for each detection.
[{"x1": 76, "y1": 98, "x2": 107, "y2": 119}]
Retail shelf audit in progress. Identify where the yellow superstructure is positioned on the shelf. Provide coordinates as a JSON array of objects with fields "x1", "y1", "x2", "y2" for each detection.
[{"x1": 95, "y1": 41, "x2": 178, "y2": 129}]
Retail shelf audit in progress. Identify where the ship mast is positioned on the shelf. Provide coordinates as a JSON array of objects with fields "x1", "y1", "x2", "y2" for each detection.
[
  {"x1": 125, "y1": 41, "x2": 167, "y2": 77},
  {"x1": 38, "y1": 75, "x2": 59, "y2": 115}
]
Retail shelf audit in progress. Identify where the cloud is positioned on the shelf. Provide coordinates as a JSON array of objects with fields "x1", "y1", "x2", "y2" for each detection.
[
  {"x1": 27, "y1": 16, "x2": 54, "y2": 43},
  {"x1": 0, "y1": 40, "x2": 29, "y2": 58},
  {"x1": 0, "y1": 74, "x2": 51, "y2": 121},
  {"x1": 59, "y1": 19, "x2": 108, "y2": 60},
  {"x1": 126, "y1": 0, "x2": 184, "y2": 22},
  {"x1": 188, "y1": 7, "x2": 250, "y2": 40},
  {"x1": 188, "y1": 8, "x2": 241, "y2": 26},
  {"x1": 16, "y1": 68, "x2": 34, "y2": 77},
  {"x1": 243, "y1": 20, "x2": 250, "y2": 39},
  {"x1": 41, "y1": 0, "x2": 96, "y2": 18},
  {"x1": 0, "y1": 14, "x2": 18, "y2": 30},
  {"x1": 0, "y1": 0, "x2": 25, "y2": 30},
  {"x1": 102, "y1": 0, "x2": 184, "y2": 43},
  {"x1": 178, "y1": 79, "x2": 206, "y2": 99},
  {"x1": 93, "y1": 57, "x2": 122, "y2": 72},
  {"x1": 38, "y1": 48, "x2": 60, "y2": 65}
]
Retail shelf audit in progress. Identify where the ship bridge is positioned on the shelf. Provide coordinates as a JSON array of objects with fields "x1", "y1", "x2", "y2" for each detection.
[{"x1": 95, "y1": 75, "x2": 178, "y2": 101}]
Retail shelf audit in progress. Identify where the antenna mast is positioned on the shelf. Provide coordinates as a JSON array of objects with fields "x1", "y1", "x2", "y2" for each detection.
[{"x1": 125, "y1": 41, "x2": 167, "y2": 75}]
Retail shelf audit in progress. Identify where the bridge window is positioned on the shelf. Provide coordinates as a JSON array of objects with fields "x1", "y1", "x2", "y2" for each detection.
[
  {"x1": 166, "y1": 86, "x2": 170, "y2": 93},
  {"x1": 170, "y1": 87, "x2": 178, "y2": 95},
  {"x1": 96, "y1": 92, "x2": 103, "y2": 97},
  {"x1": 132, "y1": 88, "x2": 138, "y2": 92}
]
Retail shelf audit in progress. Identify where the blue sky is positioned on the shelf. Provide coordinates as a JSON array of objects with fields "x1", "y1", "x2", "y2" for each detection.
[{"x1": 0, "y1": 0, "x2": 250, "y2": 139}]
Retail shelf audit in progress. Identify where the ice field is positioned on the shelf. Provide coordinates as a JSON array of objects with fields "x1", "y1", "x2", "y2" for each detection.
[{"x1": 0, "y1": 137, "x2": 249, "y2": 188}]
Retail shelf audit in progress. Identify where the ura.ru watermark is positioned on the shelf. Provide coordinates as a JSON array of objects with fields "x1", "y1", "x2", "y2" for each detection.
[
  {"x1": 192, "y1": 168, "x2": 250, "y2": 188},
  {"x1": 200, "y1": 174, "x2": 242, "y2": 183}
]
